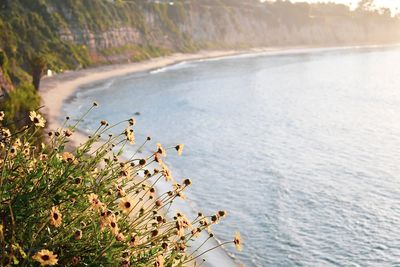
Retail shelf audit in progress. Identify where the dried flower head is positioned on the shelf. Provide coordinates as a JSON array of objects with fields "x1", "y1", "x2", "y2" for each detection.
[
  {"x1": 155, "y1": 200, "x2": 163, "y2": 207},
  {"x1": 183, "y1": 178, "x2": 192, "y2": 186},
  {"x1": 116, "y1": 233, "x2": 125, "y2": 241},
  {"x1": 74, "y1": 229, "x2": 82, "y2": 240},
  {"x1": 121, "y1": 259, "x2": 130, "y2": 267},
  {"x1": 64, "y1": 129, "x2": 73, "y2": 137},
  {"x1": 71, "y1": 256, "x2": 79, "y2": 266}
]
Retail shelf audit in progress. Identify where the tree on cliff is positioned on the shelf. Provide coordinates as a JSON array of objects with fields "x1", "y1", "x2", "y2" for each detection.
[
  {"x1": 357, "y1": 0, "x2": 375, "y2": 11},
  {"x1": 29, "y1": 54, "x2": 47, "y2": 90}
]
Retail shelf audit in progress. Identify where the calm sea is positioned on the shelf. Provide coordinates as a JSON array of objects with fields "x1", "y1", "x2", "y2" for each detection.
[{"x1": 63, "y1": 46, "x2": 400, "y2": 266}]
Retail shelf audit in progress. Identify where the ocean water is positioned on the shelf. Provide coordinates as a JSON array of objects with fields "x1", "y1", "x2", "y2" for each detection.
[{"x1": 62, "y1": 46, "x2": 400, "y2": 267}]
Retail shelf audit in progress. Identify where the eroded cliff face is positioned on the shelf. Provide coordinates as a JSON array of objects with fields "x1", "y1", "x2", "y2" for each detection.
[
  {"x1": 0, "y1": 69, "x2": 13, "y2": 96},
  {"x1": 2, "y1": 0, "x2": 400, "y2": 69},
  {"x1": 175, "y1": 2, "x2": 400, "y2": 48},
  {"x1": 51, "y1": 1, "x2": 400, "y2": 64}
]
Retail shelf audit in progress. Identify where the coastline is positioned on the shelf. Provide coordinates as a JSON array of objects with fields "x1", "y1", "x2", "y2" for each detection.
[
  {"x1": 40, "y1": 49, "x2": 247, "y2": 142},
  {"x1": 39, "y1": 43, "x2": 400, "y2": 267},
  {"x1": 39, "y1": 43, "x2": 400, "y2": 136}
]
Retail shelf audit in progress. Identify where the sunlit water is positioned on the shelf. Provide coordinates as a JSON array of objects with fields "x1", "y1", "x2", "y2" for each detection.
[{"x1": 62, "y1": 46, "x2": 400, "y2": 266}]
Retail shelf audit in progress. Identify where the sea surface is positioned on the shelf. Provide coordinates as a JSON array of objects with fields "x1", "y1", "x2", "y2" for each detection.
[{"x1": 62, "y1": 46, "x2": 400, "y2": 266}]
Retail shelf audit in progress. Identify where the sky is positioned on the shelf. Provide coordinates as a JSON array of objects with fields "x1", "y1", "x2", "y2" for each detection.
[{"x1": 289, "y1": 0, "x2": 400, "y2": 10}]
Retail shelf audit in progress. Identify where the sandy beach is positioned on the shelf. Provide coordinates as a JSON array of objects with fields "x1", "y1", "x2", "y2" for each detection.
[
  {"x1": 39, "y1": 49, "x2": 250, "y2": 267},
  {"x1": 40, "y1": 43, "x2": 396, "y2": 134},
  {"x1": 40, "y1": 50, "x2": 246, "y2": 139}
]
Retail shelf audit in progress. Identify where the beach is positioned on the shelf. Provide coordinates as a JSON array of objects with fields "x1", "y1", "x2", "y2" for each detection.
[
  {"x1": 40, "y1": 44, "x2": 397, "y2": 132},
  {"x1": 40, "y1": 50, "x2": 244, "y2": 138}
]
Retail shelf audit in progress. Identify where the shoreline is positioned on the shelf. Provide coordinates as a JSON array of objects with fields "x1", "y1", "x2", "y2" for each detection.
[
  {"x1": 40, "y1": 49, "x2": 246, "y2": 138},
  {"x1": 39, "y1": 43, "x2": 400, "y2": 267},
  {"x1": 39, "y1": 43, "x2": 400, "y2": 136}
]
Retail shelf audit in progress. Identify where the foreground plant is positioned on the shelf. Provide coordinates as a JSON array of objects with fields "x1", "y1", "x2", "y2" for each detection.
[{"x1": 0, "y1": 105, "x2": 242, "y2": 266}]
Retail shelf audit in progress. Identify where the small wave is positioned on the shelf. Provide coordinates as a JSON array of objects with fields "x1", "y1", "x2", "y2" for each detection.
[{"x1": 150, "y1": 61, "x2": 191, "y2": 74}]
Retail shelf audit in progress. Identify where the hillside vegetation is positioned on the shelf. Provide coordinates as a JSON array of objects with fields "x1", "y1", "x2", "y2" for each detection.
[
  {"x1": 0, "y1": 0, "x2": 399, "y2": 84},
  {"x1": 0, "y1": 0, "x2": 399, "y2": 121}
]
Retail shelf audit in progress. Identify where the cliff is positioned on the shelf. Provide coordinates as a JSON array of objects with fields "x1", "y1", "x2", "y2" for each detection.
[
  {"x1": 0, "y1": 0, "x2": 399, "y2": 83},
  {"x1": 0, "y1": 68, "x2": 13, "y2": 97},
  {"x1": 0, "y1": 51, "x2": 13, "y2": 97}
]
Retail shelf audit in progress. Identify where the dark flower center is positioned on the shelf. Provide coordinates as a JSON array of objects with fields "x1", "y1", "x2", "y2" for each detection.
[
  {"x1": 124, "y1": 202, "x2": 131, "y2": 208},
  {"x1": 41, "y1": 255, "x2": 50, "y2": 261},
  {"x1": 34, "y1": 118, "x2": 39, "y2": 123},
  {"x1": 111, "y1": 222, "x2": 116, "y2": 228},
  {"x1": 53, "y1": 213, "x2": 59, "y2": 220}
]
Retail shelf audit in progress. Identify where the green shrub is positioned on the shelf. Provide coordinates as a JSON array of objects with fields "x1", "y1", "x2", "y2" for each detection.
[
  {"x1": 0, "y1": 106, "x2": 242, "y2": 266},
  {"x1": 2, "y1": 83, "x2": 40, "y2": 128},
  {"x1": 0, "y1": 50, "x2": 8, "y2": 70}
]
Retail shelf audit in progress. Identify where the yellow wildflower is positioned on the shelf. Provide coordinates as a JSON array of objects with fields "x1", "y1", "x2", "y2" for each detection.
[
  {"x1": 129, "y1": 235, "x2": 140, "y2": 247},
  {"x1": 107, "y1": 215, "x2": 119, "y2": 235},
  {"x1": 119, "y1": 196, "x2": 134, "y2": 214},
  {"x1": 13, "y1": 138, "x2": 22, "y2": 148},
  {"x1": 157, "y1": 143, "x2": 166, "y2": 157},
  {"x1": 61, "y1": 152, "x2": 76, "y2": 164},
  {"x1": 155, "y1": 254, "x2": 165, "y2": 267},
  {"x1": 175, "y1": 144, "x2": 184, "y2": 156},
  {"x1": 234, "y1": 232, "x2": 242, "y2": 251},
  {"x1": 161, "y1": 164, "x2": 172, "y2": 181},
  {"x1": 124, "y1": 127, "x2": 135, "y2": 144},
  {"x1": 88, "y1": 193, "x2": 103, "y2": 210},
  {"x1": 50, "y1": 206, "x2": 62, "y2": 227},
  {"x1": 32, "y1": 249, "x2": 58, "y2": 266},
  {"x1": 128, "y1": 117, "x2": 136, "y2": 126},
  {"x1": 29, "y1": 111, "x2": 46, "y2": 127}
]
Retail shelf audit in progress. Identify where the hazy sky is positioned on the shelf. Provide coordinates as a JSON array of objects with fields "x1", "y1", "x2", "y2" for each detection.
[{"x1": 288, "y1": 0, "x2": 400, "y2": 10}]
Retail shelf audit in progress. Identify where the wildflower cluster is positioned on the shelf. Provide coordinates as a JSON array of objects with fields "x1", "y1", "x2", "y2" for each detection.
[{"x1": 0, "y1": 107, "x2": 242, "y2": 266}]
